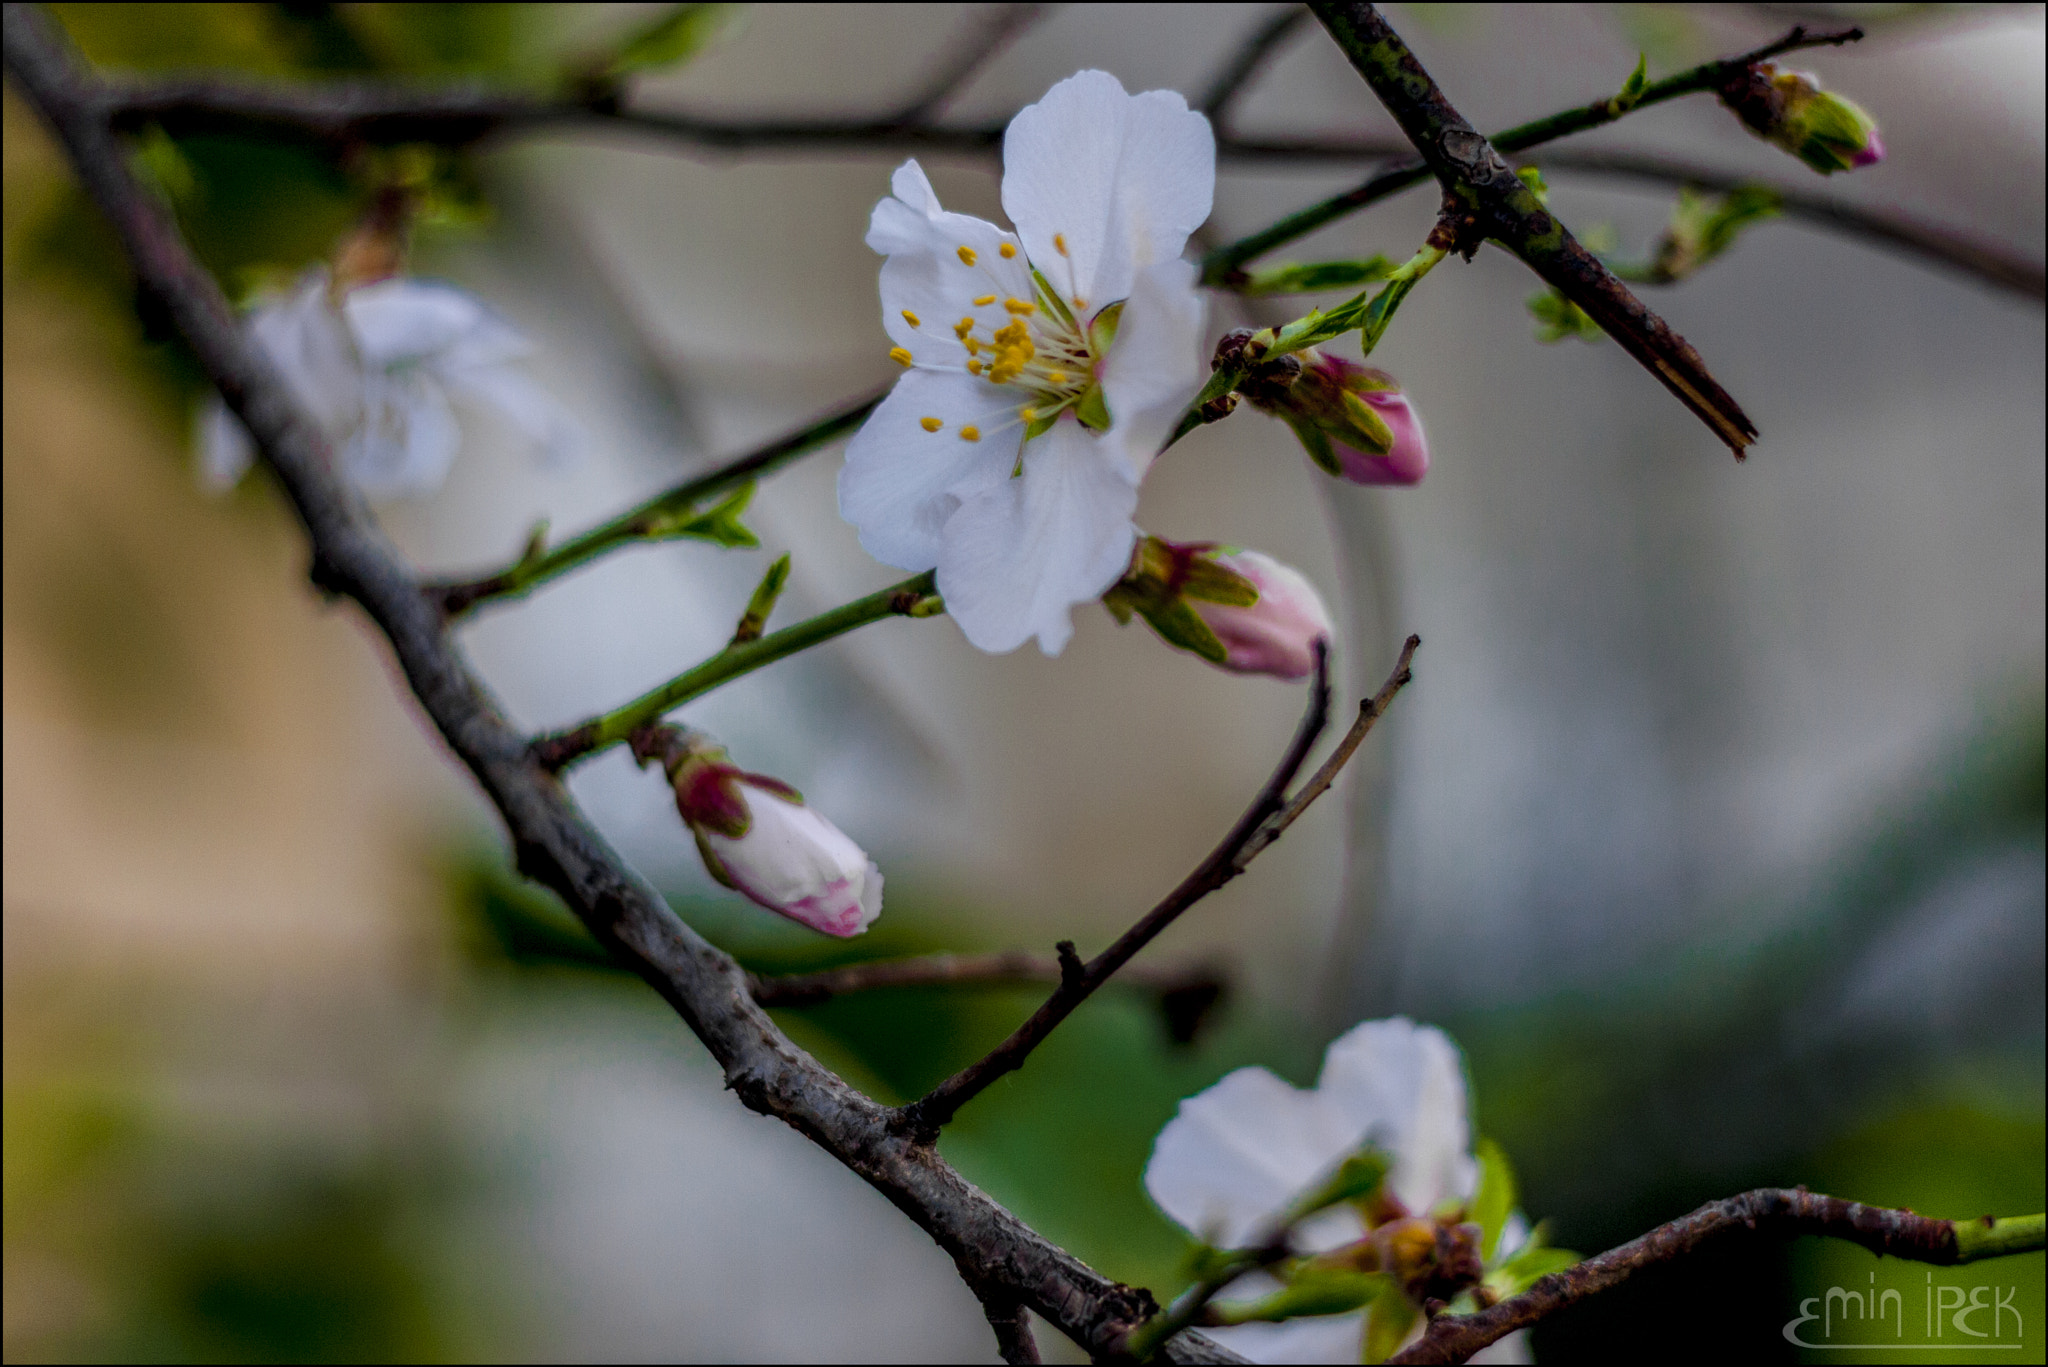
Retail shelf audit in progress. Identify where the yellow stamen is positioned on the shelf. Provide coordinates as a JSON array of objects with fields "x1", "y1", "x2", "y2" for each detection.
[
  {"x1": 1053, "y1": 233, "x2": 1068, "y2": 256},
  {"x1": 901, "y1": 309, "x2": 920, "y2": 327},
  {"x1": 1047, "y1": 370, "x2": 1069, "y2": 385},
  {"x1": 920, "y1": 417, "x2": 943, "y2": 433},
  {"x1": 956, "y1": 245, "x2": 978, "y2": 266},
  {"x1": 959, "y1": 426, "x2": 981, "y2": 442},
  {"x1": 1004, "y1": 298, "x2": 1036, "y2": 315},
  {"x1": 1019, "y1": 406, "x2": 1038, "y2": 421},
  {"x1": 1072, "y1": 297, "x2": 1088, "y2": 310},
  {"x1": 999, "y1": 243, "x2": 1017, "y2": 258},
  {"x1": 955, "y1": 317, "x2": 975, "y2": 339},
  {"x1": 967, "y1": 359, "x2": 984, "y2": 375},
  {"x1": 888, "y1": 347, "x2": 913, "y2": 367},
  {"x1": 974, "y1": 294, "x2": 997, "y2": 306}
]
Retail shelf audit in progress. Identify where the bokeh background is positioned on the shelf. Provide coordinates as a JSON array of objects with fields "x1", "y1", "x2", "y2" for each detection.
[{"x1": 4, "y1": 3, "x2": 2042, "y2": 1361}]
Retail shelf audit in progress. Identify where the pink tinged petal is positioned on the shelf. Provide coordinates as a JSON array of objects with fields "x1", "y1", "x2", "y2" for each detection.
[
  {"x1": 1096, "y1": 258, "x2": 1208, "y2": 479},
  {"x1": 674, "y1": 763, "x2": 752, "y2": 837},
  {"x1": 840, "y1": 369, "x2": 1021, "y2": 570},
  {"x1": 699, "y1": 784, "x2": 882, "y2": 938},
  {"x1": 1316, "y1": 1018, "x2": 1477, "y2": 1217},
  {"x1": 1193, "y1": 551, "x2": 1334, "y2": 681},
  {"x1": 1001, "y1": 71, "x2": 1216, "y2": 309},
  {"x1": 868, "y1": 159, "x2": 1030, "y2": 362},
  {"x1": 1144, "y1": 1066, "x2": 1371, "y2": 1250},
  {"x1": 1850, "y1": 128, "x2": 1886, "y2": 168},
  {"x1": 1337, "y1": 389, "x2": 1429, "y2": 486},
  {"x1": 935, "y1": 420, "x2": 1139, "y2": 656}
]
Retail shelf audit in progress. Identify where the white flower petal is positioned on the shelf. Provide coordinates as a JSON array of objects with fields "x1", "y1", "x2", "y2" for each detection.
[
  {"x1": 840, "y1": 370, "x2": 1020, "y2": 570},
  {"x1": 444, "y1": 364, "x2": 585, "y2": 470},
  {"x1": 869, "y1": 161, "x2": 1031, "y2": 363},
  {"x1": 1001, "y1": 70, "x2": 1214, "y2": 309},
  {"x1": 1317, "y1": 1018, "x2": 1477, "y2": 1216},
  {"x1": 1097, "y1": 257, "x2": 1207, "y2": 480},
  {"x1": 195, "y1": 398, "x2": 255, "y2": 492},
  {"x1": 704, "y1": 787, "x2": 881, "y2": 938},
  {"x1": 249, "y1": 270, "x2": 362, "y2": 436},
  {"x1": 935, "y1": 420, "x2": 1138, "y2": 655},
  {"x1": 1205, "y1": 1313, "x2": 1366, "y2": 1366},
  {"x1": 344, "y1": 278, "x2": 529, "y2": 369},
  {"x1": 1143, "y1": 1066, "x2": 1367, "y2": 1250},
  {"x1": 343, "y1": 372, "x2": 460, "y2": 500}
]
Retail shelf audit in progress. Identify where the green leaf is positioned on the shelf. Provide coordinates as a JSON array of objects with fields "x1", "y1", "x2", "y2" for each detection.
[
  {"x1": 1611, "y1": 53, "x2": 1649, "y2": 114},
  {"x1": 731, "y1": 552, "x2": 791, "y2": 644},
  {"x1": 1137, "y1": 596, "x2": 1227, "y2": 664},
  {"x1": 1470, "y1": 1139, "x2": 1516, "y2": 1263},
  {"x1": 1488, "y1": 1240, "x2": 1578, "y2": 1298},
  {"x1": 1363, "y1": 1291, "x2": 1420, "y2": 1363},
  {"x1": 604, "y1": 4, "x2": 739, "y2": 78},
  {"x1": 1526, "y1": 288, "x2": 1603, "y2": 344},
  {"x1": 1514, "y1": 165, "x2": 1550, "y2": 207},
  {"x1": 1286, "y1": 418, "x2": 1344, "y2": 477},
  {"x1": 1239, "y1": 257, "x2": 1398, "y2": 296},
  {"x1": 658, "y1": 482, "x2": 761, "y2": 548},
  {"x1": 1286, "y1": 1149, "x2": 1390, "y2": 1222},
  {"x1": 1211, "y1": 1266, "x2": 1388, "y2": 1324}
]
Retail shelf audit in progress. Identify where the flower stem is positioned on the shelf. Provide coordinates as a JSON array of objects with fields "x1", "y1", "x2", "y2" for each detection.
[
  {"x1": 1199, "y1": 24, "x2": 1863, "y2": 286},
  {"x1": 433, "y1": 391, "x2": 883, "y2": 616},
  {"x1": 530, "y1": 570, "x2": 941, "y2": 769},
  {"x1": 1953, "y1": 1213, "x2": 2046, "y2": 1263}
]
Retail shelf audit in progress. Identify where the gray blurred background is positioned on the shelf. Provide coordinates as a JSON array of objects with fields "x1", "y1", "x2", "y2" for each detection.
[{"x1": 5, "y1": 3, "x2": 2041, "y2": 1361}]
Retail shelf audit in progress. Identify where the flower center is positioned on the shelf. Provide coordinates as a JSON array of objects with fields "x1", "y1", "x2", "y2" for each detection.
[{"x1": 957, "y1": 279, "x2": 1095, "y2": 418}]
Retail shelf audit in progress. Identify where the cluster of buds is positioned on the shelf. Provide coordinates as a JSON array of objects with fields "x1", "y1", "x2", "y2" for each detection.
[
  {"x1": 1719, "y1": 63, "x2": 1885, "y2": 174},
  {"x1": 1104, "y1": 535, "x2": 1333, "y2": 680},
  {"x1": 632, "y1": 725, "x2": 881, "y2": 938},
  {"x1": 1215, "y1": 330, "x2": 1430, "y2": 486}
]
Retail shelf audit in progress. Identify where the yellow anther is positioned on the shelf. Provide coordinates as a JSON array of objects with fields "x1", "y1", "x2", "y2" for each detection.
[
  {"x1": 967, "y1": 359, "x2": 984, "y2": 375},
  {"x1": 1053, "y1": 233, "x2": 1068, "y2": 256},
  {"x1": 955, "y1": 317, "x2": 975, "y2": 338},
  {"x1": 1048, "y1": 370, "x2": 1069, "y2": 385},
  {"x1": 920, "y1": 416, "x2": 944, "y2": 433},
  {"x1": 959, "y1": 426, "x2": 982, "y2": 442},
  {"x1": 964, "y1": 337, "x2": 982, "y2": 356},
  {"x1": 1072, "y1": 297, "x2": 1088, "y2": 310},
  {"x1": 974, "y1": 294, "x2": 997, "y2": 306},
  {"x1": 901, "y1": 309, "x2": 921, "y2": 327},
  {"x1": 999, "y1": 243, "x2": 1017, "y2": 258},
  {"x1": 1019, "y1": 406, "x2": 1038, "y2": 421},
  {"x1": 956, "y1": 245, "x2": 978, "y2": 266},
  {"x1": 1004, "y1": 298, "x2": 1036, "y2": 315},
  {"x1": 888, "y1": 347, "x2": 913, "y2": 367}
]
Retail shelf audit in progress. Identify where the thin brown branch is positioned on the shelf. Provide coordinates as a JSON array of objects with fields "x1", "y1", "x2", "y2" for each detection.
[
  {"x1": 900, "y1": 638, "x2": 1419, "y2": 1137},
  {"x1": 1201, "y1": 5, "x2": 1312, "y2": 123},
  {"x1": 891, "y1": 3, "x2": 1050, "y2": 125},
  {"x1": 750, "y1": 949, "x2": 1221, "y2": 1009},
  {"x1": 1307, "y1": 2, "x2": 1759, "y2": 457},
  {"x1": 0, "y1": 7, "x2": 1238, "y2": 1360},
  {"x1": 975, "y1": 1288, "x2": 1043, "y2": 1365},
  {"x1": 1390, "y1": 1189, "x2": 2045, "y2": 1364}
]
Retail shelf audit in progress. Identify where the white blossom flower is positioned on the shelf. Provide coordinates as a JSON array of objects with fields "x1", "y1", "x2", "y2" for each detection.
[
  {"x1": 840, "y1": 69, "x2": 1214, "y2": 655},
  {"x1": 1144, "y1": 1018, "x2": 1531, "y2": 1364},
  {"x1": 198, "y1": 268, "x2": 580, "y2": 500}
]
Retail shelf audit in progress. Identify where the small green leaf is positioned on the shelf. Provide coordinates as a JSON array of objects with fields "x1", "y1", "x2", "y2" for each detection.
[
  {"x1": 1239, "y1": 257, "x2": 1398, "y2": 296},
  {"x1": 1526, "y1": 288, "x2": 1603, "y2": 344},
  {"x1": 730, "y1": 552, "x2": 791, "y2": 644},
  {"x1": 1488, "y1": 1240, "x2": 1578, "y2": 1298},
  {"x1": 604, "y1": 3, "x2": 740, "y2": 77},
  {"x1": 1287, "y1": 418, "x2": 1344, "y2": 477},
  {"x1": 1470, "y1": 1139, "x2": 1516, "y2": 1263},
  {"x1": 658, "y1": 482, "x2": 761, "y2": 548},
  {"x1": 1137, "y1": 596, "x2": 1227, "y2": 664},
  {"x1": 1363, "y1": 1291, "x2": 1420, "y2": 1364},
  {"x1": 1288, "y1": 1149, "x2": 1390, "y2": 1222},
  {"x1": 1611, "y1": 53, "x2": 1649, "y2": 114},
  {"x1": 1179, "y1": 557, "x2": 1260, "y2": 608},
  {"x1": 1076, "y1": 384, "x2": 1114, "y2": 432},
  {"x1": 1514, "y1": 165, "x2": 1550, "y2": 206},
  {"x1": 1211, "y1": 1266, "x2": 1388, "y2": 1324}
]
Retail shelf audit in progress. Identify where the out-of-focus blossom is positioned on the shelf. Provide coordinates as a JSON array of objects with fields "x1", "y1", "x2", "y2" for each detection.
[
  {"x1": 1231, "y1": 337, "x2": 1429, "y2": 486},
  {"x1": 651, "y1": 731, "x2": 882, "y2": 938},
  {"x1": 840, "y1": 69, "x2": 1214, "y2": 656},
  {"x1": 1721, "y1": 64, "x2": 1885, "y2": 175},
  {"x1": 1189, "y1": 550, "x2": 1333, "y2": 680},
  {"x1": 1145, "y1": 1018, "x2": 1532, "y2": 1364},
  {"x1": 199, "y1": 268, "x2": 580, "y2": 500}
]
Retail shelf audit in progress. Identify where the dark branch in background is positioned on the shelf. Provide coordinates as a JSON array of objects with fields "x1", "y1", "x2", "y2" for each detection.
[
  {"x1": 86, "y1": 32, "x2": 2041, "y2": 303},
  {"x1": 1307, "y1": 2, "x2": 1759, "y2": 457},
  {"x1": 891, "y1": 2, "x2": 1050, "y2": 125},
  {"x1": 0, "y1": 8, "x2": 1241, "y2": 1361},
  {"x1": 429, "y1": 389, "x2": 884, "y2": 617},
  {"x1": 1390, "y1": 1189, "x2": 2048, "y2": 1364},
  {"x1": 1201, "y1": 5, "x2": 1312, "y2": 122},
  {"x1": 899, "y1": 638, "x2": 1420, "y2": 1140}
]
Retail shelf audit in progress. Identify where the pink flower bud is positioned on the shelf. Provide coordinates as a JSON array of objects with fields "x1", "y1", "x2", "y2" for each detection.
[
  {"x1": 1331, "y1": 382, "x2": 1429, "y2": 486},
  {"x1": 1230, "y1": 338, "x2": 1430, "y2": 486},
  {"x1": 651, "y1": 733, "x2": 882, "y2": 938},
  {"x1": 1850, "y1": 128, "x2": 1886, "y2": 169},
  {"x1": 1191, "y1": 550, "x2": 1334, "y2": 681}
]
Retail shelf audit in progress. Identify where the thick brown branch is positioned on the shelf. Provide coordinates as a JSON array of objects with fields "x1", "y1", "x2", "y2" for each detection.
[
  {"x1": 0, "y1": 6, "x2": 1237, "y2": 1360},
  {"x1": 1307, "y1": 2, "x2": 1758, "y2": 456},
  {"x1": 1390, "y1": 1189, "x2": 2038, "y2": 1364}
]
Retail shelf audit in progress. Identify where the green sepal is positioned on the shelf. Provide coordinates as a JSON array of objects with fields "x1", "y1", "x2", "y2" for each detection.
[
  {"x1": 1024, "y1": 411, "x2": 1060, "y2": 442},
  {"x1": 1362, "y1": 1291, "x2": 1420, "y2": 1364},
  {"x1": 1239, "y1": 257, "x2": 1397, "y2": 296},
  {"x1": 1338, "y1": 390, "x2": 1396, "y2": 453},
  {"x1": 1031, "y1": 268, "x2": 1078, "y2": 330},
  {"x1": 1609, "y1": 54, "x2": 1649, "y2": 115},
  {"x1": 1076, "y1": 384, "x2": 1114, "y2": 433},
  {"x1": 603, "y1": 3, "x2": 740, "y2": 78},
  {"x1": 1101, "y1": 588, "x2": 1138, "y2": 626},
  {"x1": 1088, "y1": 298, "x2": 1125, "y2": 354},
  {"x1": 1469, "y1": 1139, "x2": 1516, "y2": 1263},
  {"x1": 1179, "y1": 558, "x2": 1260, "y2": 608},
  {"x1": 652, "y1": 482, "x2": 761, "y2": 548},
  {"x1": 1287, "y1": 418, "x2": 1345, "y2": 477},
  {"x1": 694, "y1": 828, "x2": 740, "y2": 889},
  {"x1": 1137, "y1": 595, "x2": 1228, "y2": 664},
  {"x1": 1211, "y1": 1267, "x2": 1388, "y2": 1325}
]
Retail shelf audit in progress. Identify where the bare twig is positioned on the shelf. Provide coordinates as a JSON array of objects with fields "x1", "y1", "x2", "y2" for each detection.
[
  {"x1": 1201, "y1": 6, "x2": 1312, "y2": 123},
  {"x1": 1390, "y1": 1190, "x2": 2048, "y2": 1364},
  {"x1": 891, "y1": 3, "x2": 1050, "y2": 125},
  {"x1": 751, "y1": 949, "x2": 1217, "y2": 1007},
  {"x1": 900, "y1": 639, "x2": 1419, "y2": 1137},
  {"x1": 975, "y1": 1289, "x2": 1044, "y2": 1365},
  {"x1": 1306, "y1": 2, "x2": 1759, "y2": 457},
  {"x1": 0, "y1": 7, "x2": 1239, "y2": 1359}
]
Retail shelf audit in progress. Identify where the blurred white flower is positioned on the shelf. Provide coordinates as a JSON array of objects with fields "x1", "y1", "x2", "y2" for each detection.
[
  {"x1": 840, "y1": 69, "x2": 1213, "y2": 655},
  {"x1": 1145, "y1": 1018, "x2": 1530, "y2": 1364},
  {"x1": 198, "y1": 268, "x2": 580, "y2": 500}
]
